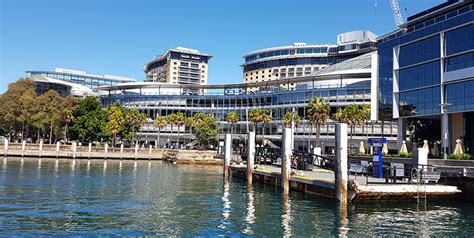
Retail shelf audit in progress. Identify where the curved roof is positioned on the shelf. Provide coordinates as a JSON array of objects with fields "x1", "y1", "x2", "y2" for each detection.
[
  {"x1": 313, "y1": 52, "x2": 375, "y2": 76},
  {"x1": 31, "y1": 76, "x2": 97, "y2": 97}
]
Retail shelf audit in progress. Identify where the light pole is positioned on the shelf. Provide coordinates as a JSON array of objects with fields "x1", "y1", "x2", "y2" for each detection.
[{"x1": 440, "y1": 102, "x2": 451, "y2": 160}]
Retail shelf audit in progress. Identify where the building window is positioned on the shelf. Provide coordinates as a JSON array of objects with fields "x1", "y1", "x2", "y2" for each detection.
[
  {"x1": 313, "y1": 67, "x2": 320, "y2": 71},
  {"x1": 296, "y1": 68, "x2": 303, "y2": 72},
  {"x1": 180, "y1": 62, "x2": 189, "y2": 66},
  {"x1": 174, "y1": 62, "x2": 177, "y2": 65},
  {"x1": 288, "y1": 68, "x2": 294, "y2": 72},
  {"x1": 191, "y1": 63, "x2": 199, "y2": 68},
  {"x1": 296, "y1": 72, "x2": 303, "y2": 76}
]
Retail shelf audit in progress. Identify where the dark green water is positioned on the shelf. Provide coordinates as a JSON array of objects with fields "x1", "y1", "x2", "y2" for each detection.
[{"x1": 1, "y1": 157, "x2": 473, "y2": 236}]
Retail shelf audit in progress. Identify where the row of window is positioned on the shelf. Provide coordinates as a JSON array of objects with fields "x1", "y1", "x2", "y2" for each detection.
[
  {"x1": 398, "y1": 86, "x2": 441, "y2": 117},
  {"x1": 245, "y1": 47, "x2": 330, "y2": 62},
  {"x1": 446, "y1": 24, "x2": 474, "y2": 56},
  {"x1": 398, "y1": 61, "x2": 440, "y2": 91},
  {"x1": 446, "y1": 80, "x2": 474, "y2": 113},
  {"x1": 446, "y1": 52, "x2": 474, "y2": 72},
  {"x1": 29, "y1": 72, "x2": 124, "y2": 90},
  {"x1": 399, "y1": 35, "x2": 440, "y2": 68},
  {"x1": 243, "y1": 56, "x2": 351, "y2": 72}
]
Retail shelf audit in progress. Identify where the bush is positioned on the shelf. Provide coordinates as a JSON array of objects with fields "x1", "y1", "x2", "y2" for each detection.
[
  {"x1": 397, "y1": 152, "x2": 412, "y2": 158},
  {"x1": 448, "y1": 153, "x2": 472, "y2": 160}
]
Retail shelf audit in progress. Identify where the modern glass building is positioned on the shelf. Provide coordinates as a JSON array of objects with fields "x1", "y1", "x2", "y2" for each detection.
[
  {"x1": 99, "y1": 52, "x2": 398, "y2": 152},
  {"x1": 242, "y1": 30, "x2": 377, "y2": 91},
  {"x1": 26, "y1": 68, "x2": 135, "y2": 91},
  {"x1": 377, "y1": 0, "x2": 474, "y2": 155}
]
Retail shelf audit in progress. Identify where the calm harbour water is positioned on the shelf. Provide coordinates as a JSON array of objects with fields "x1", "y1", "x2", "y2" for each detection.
[{"x1": 1, "y1": 157, "x2": 474, "y2": 236}]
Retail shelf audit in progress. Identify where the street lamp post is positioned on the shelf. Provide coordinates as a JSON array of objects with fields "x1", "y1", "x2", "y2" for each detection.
[{"x1": 440, "y1": 103, "x2": 451, "y2": 160}]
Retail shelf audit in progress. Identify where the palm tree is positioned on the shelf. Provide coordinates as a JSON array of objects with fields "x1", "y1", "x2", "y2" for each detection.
[
  {"x1": 360, "y1": 104, "x2": 371, "y2": 139},
  {"x1": 168, "y1": 112, "x2": 185, "y2": 148},
  {"x1": 283, "y1": 111, "x2": 301, "y2": 128},
  {"x1": 249, "y1": 108, "x2": 271, "y2": 144},
  {"x1": 184, "y1": 116, "x2": 196, "y2": 146},
  {"x1": 307, "y1": 97, "x2": 330, "y2": 148},
  {"x1": 154, "y1": 115, "x2": 167, "y2": 148},
  {"x1": 166, "y1": 113, "x2": 176, "y2": 147},
  {"x1": 128, "y1": 109, "x2": 147, "y2": 146},
  {"x1": 225, "y1": 111, "x2": 239, "y2": 134},
  {"x1": 333, "y1": 104, "x2": 364, "y2": 146}
]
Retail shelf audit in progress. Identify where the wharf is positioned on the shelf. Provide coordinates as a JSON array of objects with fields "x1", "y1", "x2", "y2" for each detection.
[{"x1": 230, "y1": 164, "x2": 461, "y2": 202}]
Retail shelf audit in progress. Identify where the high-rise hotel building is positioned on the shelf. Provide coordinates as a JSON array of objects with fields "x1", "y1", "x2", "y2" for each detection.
[
  {"x1": 143, "y1": 47, "x2": 212, "y2": 85},
  {"x1": 242, "y1": 30, "x2": 377, "y2": 90}
]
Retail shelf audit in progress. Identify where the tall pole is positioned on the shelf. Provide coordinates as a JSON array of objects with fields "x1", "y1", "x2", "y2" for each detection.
[
  {"x1": 282, "y1": 127, "x2": 292, "y2": 195},
  {"x1": 247, "y1": 131, "x2": 255, "y2": 184},
  {"x1": 224, "y1": 133, "x2": 232, "y2": 179},
  {"x1": 335, "y1": 123, "x2": 348, "y2": 205}
]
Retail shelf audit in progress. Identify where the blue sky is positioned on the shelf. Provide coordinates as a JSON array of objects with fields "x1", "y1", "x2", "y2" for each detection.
[{"x1": 0, "y1": 0, "x2": 445, "y2": 93}]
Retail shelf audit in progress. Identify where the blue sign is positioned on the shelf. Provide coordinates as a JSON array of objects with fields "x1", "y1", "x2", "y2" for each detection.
[{"x1": 368, "y1": 138, "x2": 385, "y2": 178}]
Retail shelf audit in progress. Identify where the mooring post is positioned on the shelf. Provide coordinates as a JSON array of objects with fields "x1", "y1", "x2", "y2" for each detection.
[
  {"x1": 247, "y1": 131, "x2": 255, "y2": 184},
  {"x1": 39, "y1": 139, "x2": 43, "y2": 158},
  {"x1": 282, "y1": 127, "x2": 293, "y2": 195},
  {"x1": 335, "y1": 123, "x2": 348, "y2": 205},
  {"x1": 120, "y1": 144, "x2": 124, "y2": 159},
  {"x1": 104, "y1": 143, "x2": 108, "y2": 160},
  {"x1": 134, "y1": 143, "x2": 139, "y2": 160},
  {"x1": 148, "y1": 145, "x2": 152, "y2": 160},
  {"x1": 21, "y1": 140, "x2": 26, "y2": 157},
  {"x1": 88, "y1": 143, "x2": 92, "y2": 159},
  {"x1": 3, "y1": 138, "x2": 8, "y2": 157},
  {"x1": 56, "y1": 142, "x2": 60, "y2": 158},
  {"x1": 224, "y1": 133, "x2": 232, "y2": 179},
  {"x1": 72, "y1": 141, "x2": 77, "y2": 159}
]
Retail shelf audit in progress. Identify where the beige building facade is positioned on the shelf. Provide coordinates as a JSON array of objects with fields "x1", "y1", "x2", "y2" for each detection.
[
  {"x1": 144, "y1": 47, "x2": 212, "y2": 86},
  {"x1": 242, "y1": 30, "x2": 377, "y2": 91}
]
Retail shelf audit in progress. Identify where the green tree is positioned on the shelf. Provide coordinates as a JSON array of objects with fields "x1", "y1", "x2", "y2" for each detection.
[
  {"x1": 307, "y1": 97, "x2": 330, "y2": 147},
  {"x1": 283, "y1": 111, "x2": 301, "y2": 128},
  {"x1": 195, "y1": 114, "x2": 219, "y2": 148},
  {"x1": 0, "y1": 78, "x2": 36, "y2": 141},
  {"x1": 70, "y1": 96, "x2": 110, "y2": 142},
  {"x1": 154, "y1": 115, "x2": 167, "y2": 148},
  {"x1": 184, "y1": 116, "x2": 196, "y2": 146},
  {"x1": 107, "y1": 104, "x2": 126, "y2": 147},
  {"x1": 249, "y1": 108, "x2": 271, "y2": 142},
  {"x1": 33, "y1": 90, "x2": 64, "y2": 144},
  {"x1": 61, "y1": 96, "x2": 76, "y2": 142},
  {"x1": 127, "y1": 109, "x2": 147, "y2": 146},
  {"x1": 333, "y1": 104, "x2": 364, "y2": 144},
  {"x1": 225, "y1": 111, "x2": 239, "y2": 134},
  {"x1": 169, "y1": 112, "x2": 185, "y2": 148}
]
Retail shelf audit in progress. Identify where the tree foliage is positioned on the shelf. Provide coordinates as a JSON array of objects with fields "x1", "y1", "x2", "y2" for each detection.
[
  {"x1": 69, "y1": 96, "x2": 109, "y2": 142},
  {"x1": 194, "y1": 113, "x2": 219, "y2": 147},
  {"x1": 283, "y1": 111, "x2": 301, "y2": 128}
]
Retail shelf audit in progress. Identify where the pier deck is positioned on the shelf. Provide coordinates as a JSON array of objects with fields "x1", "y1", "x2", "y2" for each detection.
[{"x1": 230, "y1": 164, "x2": 461, "y2": 202}]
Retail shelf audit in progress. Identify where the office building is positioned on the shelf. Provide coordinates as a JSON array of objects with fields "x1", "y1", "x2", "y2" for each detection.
[
  {"x1": 377, "y1": 0, "x2": 474, "y2": 154},
  {"x1": 99, "y1": 51, "x2": 397, "y2": 151}
]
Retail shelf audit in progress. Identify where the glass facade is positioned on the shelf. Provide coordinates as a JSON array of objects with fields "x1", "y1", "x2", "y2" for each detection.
[
  {"x1": 378, "y1": 2, "x2": 474, "y2": 119},
  {"x1": 100, "y1": 79, "x2": 397, "y2": 148},
  {"x1": 399, "y1": 61, "x2": 440, "y2": 91},
  {"x1": 446, "y1": 80, "x2": 474, "y2": 113},
  {"x1": 27, "y1": 71, "x2": 133, "y2": 91},
  {"x1": 399, "y1": 86, "x2": 441, "y2": 117}
]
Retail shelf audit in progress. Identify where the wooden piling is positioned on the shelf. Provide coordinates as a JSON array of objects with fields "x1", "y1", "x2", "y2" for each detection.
[
  {"x1": 224, "y1": 133, "x2": 231, "y2": 179},
  {"x1": 282, "y1": 127, "x2": 292, "y2": 195},
  {"x1": 247, "y1": 131, "x2": 255, "y2": 184},
  {"x1": 335, "y1": 123, "x2": 348, "y2": 206}
]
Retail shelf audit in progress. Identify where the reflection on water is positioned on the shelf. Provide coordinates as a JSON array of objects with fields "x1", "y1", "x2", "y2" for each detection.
[{"x1": 0, "y1": 157, "x2": 473, "y2": 236}]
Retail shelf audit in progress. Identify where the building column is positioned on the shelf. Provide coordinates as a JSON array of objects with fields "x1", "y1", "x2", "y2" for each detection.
[
  {"x1": 224, "y1": 134, "x2": 232, "y2": 179},
  {"x1": 397, "y1": 118, "x2": 406, "y2": 153}
]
